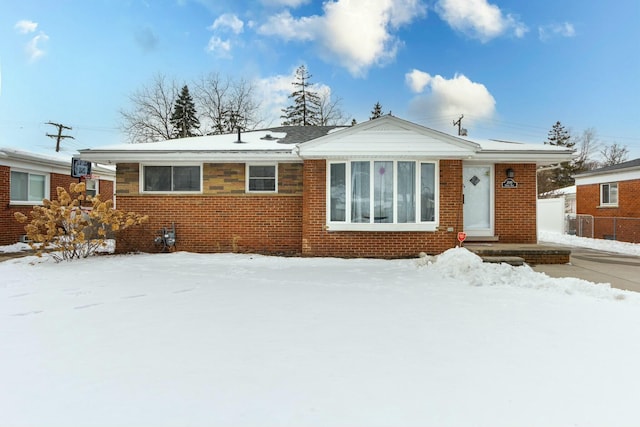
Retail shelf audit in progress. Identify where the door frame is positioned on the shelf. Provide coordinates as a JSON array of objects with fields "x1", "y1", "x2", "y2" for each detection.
[{"x1": 462, "y1": 163, "x2": 495, "y2": 237}]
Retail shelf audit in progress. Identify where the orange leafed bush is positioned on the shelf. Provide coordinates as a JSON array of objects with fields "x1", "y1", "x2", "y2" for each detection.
[{"x1": 14, "y1": 182, "x2": 148, "y2": 262}]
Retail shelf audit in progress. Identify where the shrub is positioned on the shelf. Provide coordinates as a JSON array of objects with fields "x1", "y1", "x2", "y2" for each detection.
[{"x1": 15, "y1": 182, "x2": 148, "y2": 262}]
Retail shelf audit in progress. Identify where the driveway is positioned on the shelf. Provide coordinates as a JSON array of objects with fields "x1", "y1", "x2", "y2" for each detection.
[{"x1": 532, "y1": 246, "x2": 640, "y2": 293}]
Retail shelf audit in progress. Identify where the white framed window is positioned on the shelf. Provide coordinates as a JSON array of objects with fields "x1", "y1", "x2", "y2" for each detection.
[
  {"x1": 600, "y1": 182, "x2": 618, "y2": 206},
  {"x1": 246, "y1": 164, "x2": 277, "y2": 193},
  {"x1": 141, "y1": 164, "x2": 202, "y2": 193},
  {"x1": 85, "y1": 179, "x2": 98, "y2": 197},
  {"x1": 10, "y1": 170, "x2": 49, "y2": 204},
  {"x1": 327, "y1": 160, "x2": 438, "y2": 231}
]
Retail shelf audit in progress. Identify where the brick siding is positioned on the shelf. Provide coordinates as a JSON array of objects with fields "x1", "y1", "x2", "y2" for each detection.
[
  {"x1": 114, "y1": 162, "x2": 304, "y2": 254},
  {"x1": 494, "y1": 163, "x2": 537, "y2": 243},
  {"x1": 577, "y1": 179, "x2": 640, "y2": 242},
  {"x1": 0, "y1": 165, "x2": 115, "y2": 245},
  {"x1": 300, "y1": 159, "x2": 464, "y2": 258},
  {"x1": 110, "y1": 160, "x2": 539, "y2": 257}
]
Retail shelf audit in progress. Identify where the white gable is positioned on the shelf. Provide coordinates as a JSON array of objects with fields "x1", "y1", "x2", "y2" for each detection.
[{"x1": 297, "y1": 116, "x2": 479, "y2": 159}]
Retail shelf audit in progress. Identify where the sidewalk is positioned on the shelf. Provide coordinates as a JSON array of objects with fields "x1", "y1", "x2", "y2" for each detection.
[{"x1": 532, "y1": 246, "x2": 640, "y2": 293}]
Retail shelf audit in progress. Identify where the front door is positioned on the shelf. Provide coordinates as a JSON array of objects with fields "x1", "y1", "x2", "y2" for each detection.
[{"x1": 463, "y1": 165, "x2": 494, "y2": 236}]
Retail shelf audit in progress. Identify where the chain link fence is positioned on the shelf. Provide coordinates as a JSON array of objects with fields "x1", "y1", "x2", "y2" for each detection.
[{"x1": 566, "y1": 214, "x2": 640, "y2": 243}]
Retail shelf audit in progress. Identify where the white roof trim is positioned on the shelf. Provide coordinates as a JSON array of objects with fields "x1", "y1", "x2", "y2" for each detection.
[
  {"x1": 575, "y1": 169, "x2": 640, "y2": 186},
  {"x1": 1, "y1": 147, "x2": 115, "y2": 178}
]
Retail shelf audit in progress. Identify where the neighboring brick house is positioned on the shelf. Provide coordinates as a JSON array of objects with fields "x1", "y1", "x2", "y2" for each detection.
[
  {"x1": 79, "y1": 115, "x2": 574, "y2": 258},
  {"x1": 574, "y1": 158, "x2": 640, "y2": 242},
  {"x1": 1, "y1": 148, "x2": 116, "y2": 245}
]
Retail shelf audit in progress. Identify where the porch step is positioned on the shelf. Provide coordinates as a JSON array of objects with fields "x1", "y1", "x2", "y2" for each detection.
[
  {"x1": 464, "y1": 235, "x2": 500, "y2": 242},
  {"x1": 465, "y1": 244, "x2": 571, "y2": 265},
  {"x1": 481, "y1": 256, "x2": 525, "y2": 266}
]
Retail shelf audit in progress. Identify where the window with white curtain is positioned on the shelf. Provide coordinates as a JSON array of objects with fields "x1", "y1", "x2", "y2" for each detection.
[{"x1": 328, "y1": 160, "x2": 438, "y2": 230}]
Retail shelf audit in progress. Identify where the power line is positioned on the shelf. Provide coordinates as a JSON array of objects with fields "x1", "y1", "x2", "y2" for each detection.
[{"x1": 46, "y1": 121, "x2": 75, "y2": 152}]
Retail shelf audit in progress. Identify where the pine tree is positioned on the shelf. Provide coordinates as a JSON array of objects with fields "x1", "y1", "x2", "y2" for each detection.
[
  {"x1": 539, "y1": 121, "x2": 577, "y2": 193},
  {"x1": 281, "y1": 65, "x2": 321, "y2": 126},
  {"x1": 370, "y1": 102, "x2": 383, "y2": 120},
  {"x1": 170, "y1": 85, "x2": 200, "y2": 138}
]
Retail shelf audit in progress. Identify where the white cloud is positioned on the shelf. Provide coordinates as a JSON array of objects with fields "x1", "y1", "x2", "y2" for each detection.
[
  {"x1": 14, "y1": 20, "x2": 38, "y2": 34},
  {"x1": 405, "y1": 70, "x2": 496, "y2": 126},
  {"x1": 206, "y1": 37, "x2": 232, "y2": 57},
  {"x1": 258, "y1": 0, "x2": 427, "y2": 77},
  {"x1": 435, "y1": 0, "x2": 527, "y2": 42},
  {"x1": 539, "y1": 22, "x2": 576, "y2": 41},
  {"x1": 210, "y1": 13, "x2": 244, "y2": 34},
  {"x1": 255, "y1": 68, "x2": 332, "y2": 126},
  {"x1": 258, "y1": 10, "x2": 318, "y2": 41},
  {"x1": 26, "y1": 32, "x2": 49, "y2": 62},
  {"x1": 405, "y1": 69, "x2": 432, "y2": 93}
]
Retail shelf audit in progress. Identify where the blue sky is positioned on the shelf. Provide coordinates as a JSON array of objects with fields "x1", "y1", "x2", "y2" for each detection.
[{"x1": 1, "y1": 0, "x2": 639, "y2": 160}]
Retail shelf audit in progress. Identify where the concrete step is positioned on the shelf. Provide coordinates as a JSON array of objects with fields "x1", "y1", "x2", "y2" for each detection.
[{"x1": 481, "y1": 256, "x2": 526, "y2": 266}]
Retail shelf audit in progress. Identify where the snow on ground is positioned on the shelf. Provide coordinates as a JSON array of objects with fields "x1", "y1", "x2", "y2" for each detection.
[
  {"x1": 2, "y1": 248, "x2": 640, "y2": 427},
  {"x1": 539, "y1": 230, "x2": 640, "y2": 256},
  {"x1": 0, "y1": 242, "x2": 31, "y2": 253}
]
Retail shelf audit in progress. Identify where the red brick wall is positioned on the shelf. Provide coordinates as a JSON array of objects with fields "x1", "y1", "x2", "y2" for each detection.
[
  {"x1": 114, "y1": 163, "x2": 303, "y2": 254},
  {"x1": 494, "y1": 163, "x2": 537, "y2": 243},
  {"x1": 115, "y1": 195, "x2": 302, "y2": 254},
  {"x1": 103, "y1": 160, "x2": 539, "y2": 257},
  {"x1": 577, "y1": 180, "x2": 640, "y2": 242},
  {"x1": 0, "y1": 165, "x2": 115, "y2": 245},
  {"x1": 577, "y1": 180, "x2": 640, "y2": 218},
  {"x1": 301, "y1": 160, "x2": 464, "y2": 258}
]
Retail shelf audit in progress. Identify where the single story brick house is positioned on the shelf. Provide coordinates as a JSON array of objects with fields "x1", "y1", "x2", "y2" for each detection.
[
  {"x1": 574, "y1": 158, "x2": 640, "y2": 242},
  {"x1": 78, "y1": 115, "x2": 574, "y2": 257},
  {"x1": 1, "y1": 147, "x2": 116, "y2": 246}
]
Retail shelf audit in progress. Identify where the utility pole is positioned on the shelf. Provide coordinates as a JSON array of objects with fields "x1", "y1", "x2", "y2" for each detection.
[
  {"x1": 46, "y1": 121, "x2": 74, "y2": 152},
  {"x1": 452, "y1": 115, "x2": 467, "y2": 136}
]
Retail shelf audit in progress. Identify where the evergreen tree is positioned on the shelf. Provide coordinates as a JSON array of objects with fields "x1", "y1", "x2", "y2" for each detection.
[
  {"x1": 281, "y1": 65, "x2": 321, "y2": 126},
  {"x1": 170, "y1": 85, "x2": 200, "y2": 138},
  {"x1": 370, "y1": 102, "x2": 383, "y2": 120},
  {"x1": 539, "y1": 121, "x2": 577, "y2": 193}
]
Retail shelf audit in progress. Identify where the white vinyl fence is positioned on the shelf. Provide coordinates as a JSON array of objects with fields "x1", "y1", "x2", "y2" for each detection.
[{"x1": 537, "y1": 197, "x2": 565, "y2": 234}]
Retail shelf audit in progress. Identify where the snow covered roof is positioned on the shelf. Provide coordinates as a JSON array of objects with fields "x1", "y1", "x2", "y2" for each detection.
[
  {"x1": 539, "y1": 185, "x2": 576, "y2": 198},
  {"x1": 574, "y1": 158, "x2": 640, "y2": 186},
  {"x1": 0, "y1": 146, "x2": 115, "y2": 177},
  {"x1": 77, "y1": 116, "x2": 575, "y2": 165},
  {"x1": 78, "y1": 127, "x2": 346, "y2": 163},
  {"x1": 574, "y1": 158, "x2": 640, "y2": 177}
]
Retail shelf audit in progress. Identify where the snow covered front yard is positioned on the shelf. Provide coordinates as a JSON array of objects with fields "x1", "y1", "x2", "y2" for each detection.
[{"x1": 2, "y1": 247, "x2": 640, "y2": 427}]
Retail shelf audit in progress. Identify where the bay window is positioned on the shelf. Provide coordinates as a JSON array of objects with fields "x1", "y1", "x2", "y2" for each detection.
[{"x1": 328, "y1": 160, "x2": 438, "y2": 230}]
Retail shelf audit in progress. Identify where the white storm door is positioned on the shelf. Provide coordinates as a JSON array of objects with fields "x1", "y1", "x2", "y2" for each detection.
[{"x1": 463, "y1": 165, "x2": 494, "y2": 236}]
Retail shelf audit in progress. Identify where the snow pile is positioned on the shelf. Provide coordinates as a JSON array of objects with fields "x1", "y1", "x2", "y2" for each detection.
[
  {"x1": 0, "y1": 242, "x2": 31, "y2": 253},
  {"x1": 540, "y1": 230, "x2": 640, "y2": 256},
  {"x1": 420, "y1": 246, "x2": 631, "y2": 300}
]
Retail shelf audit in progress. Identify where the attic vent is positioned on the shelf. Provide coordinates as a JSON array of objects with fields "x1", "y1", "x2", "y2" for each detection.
[
  {"x1": 234, "y1": 127, "x2": 246, "y2": 144},
  {"x1": 261, "y1": 134, "x2": 276, "y2": 141}
]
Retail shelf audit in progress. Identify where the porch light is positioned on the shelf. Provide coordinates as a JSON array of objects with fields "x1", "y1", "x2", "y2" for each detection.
[{"x1": 506, "y1": 168, "x2": 515, "y2": 179}]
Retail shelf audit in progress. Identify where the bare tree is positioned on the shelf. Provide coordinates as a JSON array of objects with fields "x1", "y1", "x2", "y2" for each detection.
[
  {"x1": 193, "y1": 72, "x2": 264, "y2": 135},
  {"x1": 120, "y1": 74, "x2": 179, "y2": 143},
  {"x1": 317, "y1": 91, "x2": 349, "y2": 126},
  {"x1": 600, "y1": 142, "x2": 629, "y2": 166},
  {"x1": 573, "y1": 128, "x2": 601, "y2": 172}
]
